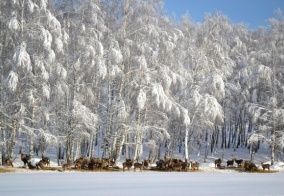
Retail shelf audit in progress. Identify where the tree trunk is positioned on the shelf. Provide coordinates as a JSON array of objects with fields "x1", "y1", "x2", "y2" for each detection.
[
  {"x1": 204, "y1": 137, "x2": 209, "y2": 163},
  {"x1": 133, "y1": 109, "x2": 142, "y2": 161},
  {"x1": 250, "y1": 142, "x2": 254, "y2": 162},
  {"x1": 114, "y1": 129, "x2": 126, "y2": 165},
  {"x1": 148, "y1": 130, "x2": 155, "y2": 161},
  {"x1": 89, "y1": 129, "x2": 97, "y2": 159},
  {"x1": 184, "y1": 125, "x2": 189, "y2": 161},
  {"x1": 228, "y1": 117, "x2": 232, "y2": 148},
  {"x1": 10, "y1": 119, "x2": 17, "y2": 159},
  {"x1": 271, "y1": 134, "x2": 275, "y2": 165},
  {"x1": 29, "y1": 106, "x2": 35, "y2": 157},
  {"x1": 271, "y1": 52, "x2": 276, "y2": 166}
]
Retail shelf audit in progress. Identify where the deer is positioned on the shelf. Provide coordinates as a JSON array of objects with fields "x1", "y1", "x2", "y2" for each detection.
[
  {"x1": 190, "y1": 161, "x2": 199, "y2": 170},
  {"x1": 102, "y1": 158, "x2": 111, "y2": 167},
  {"x1": 156, "y1": 159, "x2": 168, "y2": 170},
  {"x1": 261, "y1": 162, "x2": 270, "y2": 171},
  {"x1": 5, "y1": 159, "x2": 14, "y2": 167},
  {"x1": 80, "y1": 159, "x2": 90, "y2": 170},
  {"x1": 74, "y1": 156, "x2": 84, "y2": 169},
  {"x1": 62, "y1": 160, "x2": 72, "y2": 171},
  {"x1": 134, "y1": 162, "x2": 144, "y2": 172},
  {"x1": 143, "y1": 159, "x2": 152, "y2": 169},
  {"x1": 36, "y1": 160, "x2": 46, "y2": 170},
  {"x1": 235, "y1": 159, "x2": 244, "y2": 167},
  {"x1": 214, "y1": 158, "x2": 222, "y2": 168},
  {"x1": 123, "y1": 159, "x2": 134, "y2": 171},
  {"x1": 21, "y1": 153, "x2": 31, "y2": 168},
  {"x1": 227, "y1": 158, "x2": 236, "y2": 167},
  {"x1": 181, "y1": 160, "x2": 190, "y2": 172},
  {"x1": 168, "y1": 164, "x2": 182, "y2": 172},
  {"x1": 109, "y1": 160, "x2": 115, "y2": 167},
  {"x1": 75, "y1": 162, "x2": 82, "y2": 170},
  {"x1": 244, "y1": 160, "x2": 257, "y2": 171},
  {"x1": 41, "y1": 153, "x2": 50, "y2": 167}
]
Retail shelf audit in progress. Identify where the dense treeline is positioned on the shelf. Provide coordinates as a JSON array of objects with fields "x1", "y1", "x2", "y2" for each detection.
[{"x1": 0, "y1": 0, "x2": 284, "y2": 166}]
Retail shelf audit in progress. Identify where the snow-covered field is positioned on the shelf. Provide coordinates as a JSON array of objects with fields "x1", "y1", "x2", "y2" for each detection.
[
  {"x1": 2, "y1": 146, "x2": 284, "y2": 195},
  {"x1": 1, "y1": 171, "x2": 284, "y2": 196}
]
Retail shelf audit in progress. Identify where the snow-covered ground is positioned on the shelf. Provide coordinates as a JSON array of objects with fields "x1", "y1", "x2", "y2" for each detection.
[
  {"x1": 1, "y1": 171, "x2": 284, "y2": 196},
  {"x1": 2, "y1": 145, "x2": 284, "y2": 195}
]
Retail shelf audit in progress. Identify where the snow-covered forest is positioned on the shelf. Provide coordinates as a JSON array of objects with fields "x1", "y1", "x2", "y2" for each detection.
[{"x1": 1, "y1": 0, "x2": 284, "y2": 166}]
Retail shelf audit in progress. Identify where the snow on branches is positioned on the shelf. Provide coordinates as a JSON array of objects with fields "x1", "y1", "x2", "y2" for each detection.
[
  {"x1": 137, "y1": 89, "x2": 146, "y2": 110},
  {"x1": 5, "y1": 71, "x2": 19, "y2": 92},
  {"x1": 39, "y1": 27, "x2": 53, "y2": 50},
  {"x1": 181, "y1": 108, "x2": 190, "y2": 125},
  {"x1": 203, "y1": 94, "x2": 224, "y2": 126},
  {"x1": 8, "y1": 16, "x2": 20, "y2": 31},
  {"x1": 96, "y1": 58, "x2": 107, "y2": 79},
  {"x1": 247, "y1": 132, "x2": 266, "y2": 145},
  {"x1": 206, "y1": 74, "x2": 225, "y2": 101},
  {"x1": 13, "y1": 42, "x2": 32, "y2": 73},
  {"x1": 136, "y1": 55, "x2": 147, "y2": 71},
  {"x1": 25, "y1": 0, "x2": 37, "y2": 14},
  {"x1": 110, "y1": 48, "x2": 123, "y2": 65},
  {"x1": 72, "y1": 100, "x2": 98, "y2": 131}
]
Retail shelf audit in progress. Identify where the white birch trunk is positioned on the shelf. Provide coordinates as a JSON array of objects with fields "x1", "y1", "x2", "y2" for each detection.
[
  {"x1": 114, "y1": 130, "x2": 126, "y2": 164},
  {"x1": 10, "y1": 119, "x2": 17, "y2": 159},
  {"x1": 29, "y1": 106, "x2": 35, "y2": 157},
  {"x1": 88, "y1": 131, "x2": 95, "y2": 159},
  {"x1": 74, "y1": 138, "x2": 81, "y2": 160},
  {"x1": 184, "y1": 125, "x2": 189, "y2": 161},
  {"x1": 111, "y1": 131, "x2": 118, "y2": 158},
  {"x1": 271, "y1": 57, "x2": 276, "y2": 166},
  {"x1": 133, "y1": 134, "x2": 139, "y2": 161}
]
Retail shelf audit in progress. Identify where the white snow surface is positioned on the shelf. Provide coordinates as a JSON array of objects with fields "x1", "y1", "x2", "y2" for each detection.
[
  {"x1": 0, "y1": 171, "x2": 284, "y2": 196},
  {"x1": 2, "y1": 146, "x2": 284, "y2": 195}
]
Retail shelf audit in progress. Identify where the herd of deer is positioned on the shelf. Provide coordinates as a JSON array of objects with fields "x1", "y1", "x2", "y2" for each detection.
[
  {"x1": 214, "y1": 158, "x2": 270, "y2": 172},
  {"x1": 3, "y1": 153, "x2": 271, "y2": 172},
  {"x1": 155, "y1": 158, "x2": 199, "y2": 172},
  {"x1": 73, "y1": 156, "x2": 115, "y2": 171},
  {"x1": 19, "y1": 153, "x2": 50, "y2": 170}
]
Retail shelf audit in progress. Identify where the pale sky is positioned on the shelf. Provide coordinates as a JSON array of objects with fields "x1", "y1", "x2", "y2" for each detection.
[{"x1": 162, "y1": 0, "x2": 284, "y2": 29}]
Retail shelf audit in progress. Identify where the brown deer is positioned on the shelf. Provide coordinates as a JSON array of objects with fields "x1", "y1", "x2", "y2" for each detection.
[
  {"x1": 191, "y1": 161, "x2": 199, "y2": 170},
  {"x1": 41, "y1": 154, "x2": 50, "y2": 167},
  {"x1": 143, "y1": 159, "x2": 152, "y2": 169},
  {"x1": 74, "y1": 156, "x2": 84, "y2": 169},
  {"x1": 36, "y1": 160, "x2": 46, "y2": 170},
  {"x1": 244, "y1": 161, "x2": 257, "y2": 171},
  {"x1": 102, "y1": 158, "x2": 111, "y2": 167},
  {"x1": 88, "y1": 158, "x2": 107, "y2": 170},
  {"x1": 21, "y1": 153, "x2": 31, "y2": 168},
  {"x1": 109, "y1": 160, "x2": 115, "y2": 167},
  {"x1": 5, "y1": 159, "x2": 14, "y2": 167},
  {"x1": 27, "y1": 160, "x2": 37, "y2": 169},
  {"x1": 62, "y1": 160, "x2": 72, "y2": 171},
  {"x1": 123, "y1": 159, "x2": 134, "y2": 171},
  {"x1": 75, "y1": 162, "x2": 82, "y2": 170},
  {"x1": 81, "y1": 159, "x2": 90, "y2": 170},
  {"x1": 261, "y1": 162, "x2": 270, "y2": 171},
  {"x1": 227, "y1": 158, "x2": 236, "y2": 167},
  {"x1": 181, "y1": 160, "x2": 190, "y2": 172},
  {"x1": 235, "y1": 159, "x2": 244, "y2": 167},
  {"x1": 168, "y1": 163, "x2": 182, "y2": 172},
  {"x1": 214, "y1": 158, "x2": 222, "y2": 168},
  {"x1": 134, "y1": 162, "x2": 144, "y2": 172},
  {"x1": 156, "y1": 159, "x2": 168, "y2": 170}
]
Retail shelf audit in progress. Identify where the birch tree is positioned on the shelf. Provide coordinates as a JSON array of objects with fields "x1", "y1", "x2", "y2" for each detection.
[{"x1": 2, "y1": 0, "x2": 61, "y2": 159}]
